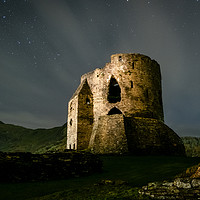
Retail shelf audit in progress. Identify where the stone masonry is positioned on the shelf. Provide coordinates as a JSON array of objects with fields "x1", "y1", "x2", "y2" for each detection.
[{"x1": 67, "y1": 53, "x2": 185, "y2": 155}]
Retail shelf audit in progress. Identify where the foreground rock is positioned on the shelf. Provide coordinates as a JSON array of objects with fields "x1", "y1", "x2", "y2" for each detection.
[
  {"x1": 139, "y1": 178, "x2": 200, "y2": 199},
  {"x1": 139, "y1": 163, "x2": 200, "y2": 199},
  {"x1": 0, "y1": 151, "x2": 102, "y2": 182}
]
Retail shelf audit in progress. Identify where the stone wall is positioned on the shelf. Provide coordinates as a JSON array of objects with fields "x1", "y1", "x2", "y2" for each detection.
[
  {"x1": 67, "y1": 96, "x2": 78, "y2": 150},
  {"x1": 124, "y1": 117, "x2": 185, "y2": 156},
  {"x1": 0, "y1": 151, "x2": 102, "y2": 182},
  {"x1": 77, "y1": 80, "x2": 94, "y2": 150},
  {"x1": 89, "y1": 116, "x2": 185, "y2": 155},
  {"x1": 89, "y1": 114, "x2": 128, "y2": 154},
  {"x1": 80, "y1": 54, "x2": 164, "y2": 123},
  {"x1": 66, "y1": 53, "x2": 184, "y2": 155}
]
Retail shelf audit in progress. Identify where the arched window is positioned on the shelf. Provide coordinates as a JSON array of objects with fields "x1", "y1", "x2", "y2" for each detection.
[
  {"x1": 108, "y1": 107, "x2": 122, "y2": 115},
  {"x1": 107, "y1": 77, "x2": 121, "y2": 103}
]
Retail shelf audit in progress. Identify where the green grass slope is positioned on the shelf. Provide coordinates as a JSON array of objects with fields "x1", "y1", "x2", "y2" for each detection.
[{"x1": 0, "y1": 121, "x2": 66, "y2": 153}]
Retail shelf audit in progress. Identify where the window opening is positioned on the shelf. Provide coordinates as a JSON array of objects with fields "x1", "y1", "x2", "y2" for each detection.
[
  {"x1": 86, "y1": 97, "x2": 90, "y2": 104},
  {"x1": 70, "y1": 102, "x2": 73, "y2": 111},
  {"x1": 73, "y1": 144, "x2": 75, "y2": 149},
  {"x1": 132, "y1": 62, "x2": 134, "y2": 69},
  {"x1": 70, "y1": 119, "x2": 73, "y2": 126},
  {"x1": 131, "y1": 81, "x2": 133, "y2": 88},
  {"x1": 107, "y1": 77, "x2": 121, "y2": 103},
  {"x1": 69, "y1": 144, "x2": 71, "y2": 149},
  {"x1": 145, "y1": 89, "x2": 149, "y2": 99},
  {"x1": 108, "y1": 107, "x2": 122, "y2": 115},
  {"x1": 119, "y1": 56, "x2": 122, "y2": 61}
]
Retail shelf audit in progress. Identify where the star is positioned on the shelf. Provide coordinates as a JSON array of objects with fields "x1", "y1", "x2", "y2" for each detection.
[{"x1": 2, "y1": 15, "x2": 6, "y2": 19}]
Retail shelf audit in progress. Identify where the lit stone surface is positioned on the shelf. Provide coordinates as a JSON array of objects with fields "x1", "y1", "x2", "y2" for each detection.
[{"x1": 67, "y1": 53, "x2": 185, "y2": 155}]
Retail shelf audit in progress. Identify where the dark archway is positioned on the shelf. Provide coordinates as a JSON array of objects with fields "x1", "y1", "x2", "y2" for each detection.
[
  {"x1": 108, "y1": 107, "x2": 122, "y2": 115},
  {"x1": 107, "y1": 76, "x2": 121, "y2": 103}
]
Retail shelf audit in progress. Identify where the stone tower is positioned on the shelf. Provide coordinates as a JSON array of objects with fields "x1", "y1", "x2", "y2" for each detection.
[{"x1": 67, "y1": 53, "x2": 185, "y2": 155}]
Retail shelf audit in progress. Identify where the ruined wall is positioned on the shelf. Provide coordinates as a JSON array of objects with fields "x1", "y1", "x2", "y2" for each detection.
[
  {"x1": 80, "y1": 53, "x2": 164, "y2": 123},
  {"x1": 77, "y1": 80, "x2": 93, "y2": 150},
  {"x1": 67, "y1": 53, "x2": 185, "y2": 155},
  {"x1": 67, "y1": 96, "x2": 78, "y2": 150},
  {"x1": 0, "y1": 151, "x2": 102, "y2": 182}
]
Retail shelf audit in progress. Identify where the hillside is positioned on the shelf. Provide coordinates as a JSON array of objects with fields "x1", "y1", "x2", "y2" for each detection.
[
  {"x1": 0, "y1": 121, "x2": 200, "y2": 156},
  {"x1": 182, "y1": 136, "x2": 200, "y2": 157},
  {"x1": 0, "y1": 121, "x2": 66, "y2": 153}
]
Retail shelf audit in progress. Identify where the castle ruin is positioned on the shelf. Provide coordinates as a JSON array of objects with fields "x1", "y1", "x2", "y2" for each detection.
[{"x1": 66, "y1": 53, "x2": 185, "y2": 155}]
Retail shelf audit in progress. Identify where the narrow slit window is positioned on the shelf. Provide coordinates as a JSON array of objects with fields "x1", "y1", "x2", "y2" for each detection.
[
  {"x1": 73, "y1": 144, "x2": 75, "y2": 149},
  {"x1": 119, "y1": 56, "x2": 122, "y2": 61},
  {"x1": 132, "y1": 62, "x2": 134, "y2": 69},
  {"x1": 131, "y1": 81, "x2": 133, "y2": 88},
  {"x1": 86, "y1": 97, "x2": 90, "y2": 104},
  {"x1": 69, "y1": 144, "x2": 71, "y2": 149},
  {"x1": 145, "y1": 89, "x2": 149, "y2": 100},
  {"x1": 70, "y1": 119, "x2": 73, "y2": 126}
]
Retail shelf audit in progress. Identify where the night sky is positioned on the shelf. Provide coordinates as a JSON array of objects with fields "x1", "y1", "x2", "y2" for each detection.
[{"x1": 0, "y1": 0, "x2": 200, "y2": 136}]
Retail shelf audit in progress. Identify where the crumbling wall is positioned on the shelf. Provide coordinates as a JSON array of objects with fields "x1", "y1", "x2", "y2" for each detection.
[
  {"x1": 67, "y1": 53, "x2": 185, "y2": 156},
  {"x1": 77, "y1": 80, "x2": 93, "y2": 150},
  {"x1": 0, "y1": 151, "x2": 102, "y2": 182},
  {"x1": 80, "y1": 54, "x2": 164, "y2": 123}
]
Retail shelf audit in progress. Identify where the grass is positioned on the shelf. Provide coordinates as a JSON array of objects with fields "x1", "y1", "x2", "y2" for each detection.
[
  {"x1": 0, "y1": 123, "x2": 66, "y2": 153},
  {"x1": 0, "y1": 155, "x2": 200, "y2": 200}
]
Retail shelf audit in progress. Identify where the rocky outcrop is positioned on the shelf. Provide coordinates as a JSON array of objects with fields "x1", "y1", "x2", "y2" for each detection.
[
  {"x1": 139, "y1": 178, "x2": 200, "y2": 199},
  {"x1": 0, "y1": 151, "x2": 102, "y2": 182},
  {"x1": 139, "y1": 163, "x2": 200, "y2": 199}
]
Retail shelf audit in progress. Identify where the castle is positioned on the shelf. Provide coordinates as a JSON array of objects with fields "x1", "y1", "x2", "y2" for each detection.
[{"x1": 66, "y1": 53, "x2": 185, "y2": 155}]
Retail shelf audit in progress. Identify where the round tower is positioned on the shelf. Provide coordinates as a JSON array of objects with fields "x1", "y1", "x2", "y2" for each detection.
[{"x1": 110, "y1": 53, "x2": 164, "y2": 122}]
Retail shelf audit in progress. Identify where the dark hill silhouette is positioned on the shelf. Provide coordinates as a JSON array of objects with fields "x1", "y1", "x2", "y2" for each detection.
[{"x1": 0, "y1": 122, "x2": 66, "y2": 153}]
